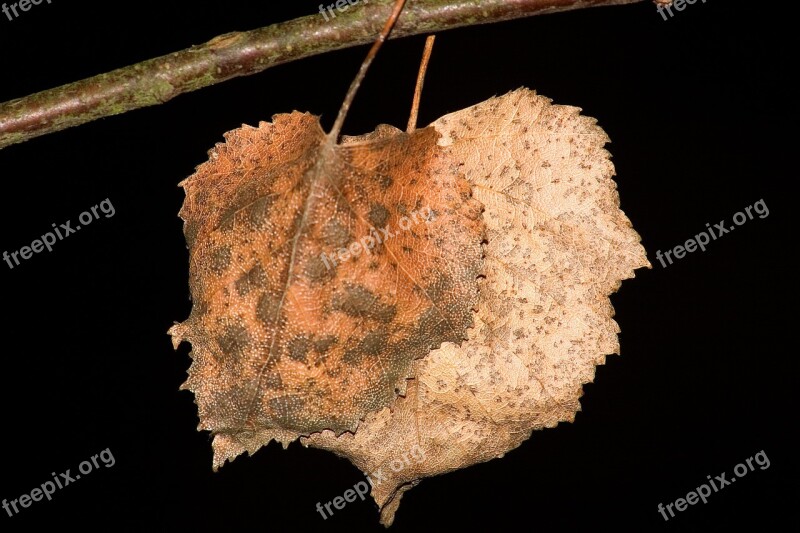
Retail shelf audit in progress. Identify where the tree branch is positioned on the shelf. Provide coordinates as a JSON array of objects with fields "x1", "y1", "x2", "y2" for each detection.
[{"x1": 0, "y1": 0, "x2": 643, "y2": 150}]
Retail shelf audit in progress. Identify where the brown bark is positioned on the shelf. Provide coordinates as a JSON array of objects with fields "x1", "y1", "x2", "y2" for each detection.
[{"x1": 0, "y1": 0, "x2": 643, "y2": 150}]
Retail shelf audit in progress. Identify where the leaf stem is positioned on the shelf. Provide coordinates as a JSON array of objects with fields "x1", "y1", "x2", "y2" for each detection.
[
  {"x1": 329, "y1": 0, "x2": 407, "y2": 143},
  {"x1": 407, "y1": 35, "x2": 436, "y2": 134}
]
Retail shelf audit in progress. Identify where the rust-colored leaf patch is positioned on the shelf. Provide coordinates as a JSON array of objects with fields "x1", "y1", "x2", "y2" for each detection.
[{"x1": 169, "y1": 112, "x2": 485, "y2": 449}]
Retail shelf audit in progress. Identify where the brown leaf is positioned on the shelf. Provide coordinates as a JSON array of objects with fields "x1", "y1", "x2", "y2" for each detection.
[
  {"x1": 278, "y1": 88, "x2": 648, "y2": 525},
  {"x1": 169, "y1": 112, "x2": 485, "y2": 456}
]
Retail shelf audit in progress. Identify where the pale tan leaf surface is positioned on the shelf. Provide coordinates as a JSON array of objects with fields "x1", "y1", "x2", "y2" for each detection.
[{"x1": 296, "y1": 89, "x2": 650, "y2": 525}]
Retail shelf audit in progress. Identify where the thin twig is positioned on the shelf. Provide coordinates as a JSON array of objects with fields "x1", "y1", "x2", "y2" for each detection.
[
  {"x1": 0, "y1": 0, "x2": 643, "y2": 150},
  {"x1": 407, "y1": 35, "x2": 436, "y2": 134},
  {"x1": 329, "y1": 0, "x2": 407, "y2": 143}
]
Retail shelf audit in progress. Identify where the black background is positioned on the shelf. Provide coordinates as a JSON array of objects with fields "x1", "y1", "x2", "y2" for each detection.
[{"x1": 0, "y1": 0, "x2": 796, "y2": 531}]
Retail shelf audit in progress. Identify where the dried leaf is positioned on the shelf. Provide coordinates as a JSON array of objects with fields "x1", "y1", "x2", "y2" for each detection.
[
  {"x1": 169, "y1": 113, "x2": 485, "y2": 454},
  {"x1": 280, "y1": 88, "x2": 648, "y2": 524},
  {"x1": 170, "y1": 83, "x2": 649, "y2": 525}
]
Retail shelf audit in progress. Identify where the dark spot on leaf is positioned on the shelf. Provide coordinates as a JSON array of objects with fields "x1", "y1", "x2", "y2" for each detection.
[
  {"x1": 268, "y1": 394, "x2": 306, "y2": 427},
  {"x1": 210, "y1": 245, "x2": 231, "y2": 274},
  {"x1": 184, "y1": 222, "x2": 199, "y2": 248},
  {"x1": 217, "y1": 323, "x2": 250, "y2": 359},
  {"x1": 332, "y1": 284, "x2": 396, "y2": 323},
  {"x1": 314, "y1": 335, "x2": 338, "y2": 354},
  {"x1": 377, "y1": 174, "x2": 393, "y2": 189},
  {"x1": 288, "y1": 335, "x2": 312, "y2": 364},
  {"x1": 305, "y1": 254, "x2": 333, "y2": 281},
  {"x1": 368, "y1": 204, "x2": 390, "y2": 227},
  {"x1": 248, "y1": 196, "x2": 273, "y2": 229},
  {"x1": 219, "y1": 205, "x2": 237, "y2": 232},
  {"x1": 256, "y1": 292, "x2": 281, "y2": 327},
  {"x1": 417, "y1": 306, "x2": 455, "y2": 342},
  {"x1": 343, "y1": 328, "x2": 389, "y2": 366},
  {"x1": 235, "y1": 264, "x2": 267, "y2": 296}
]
